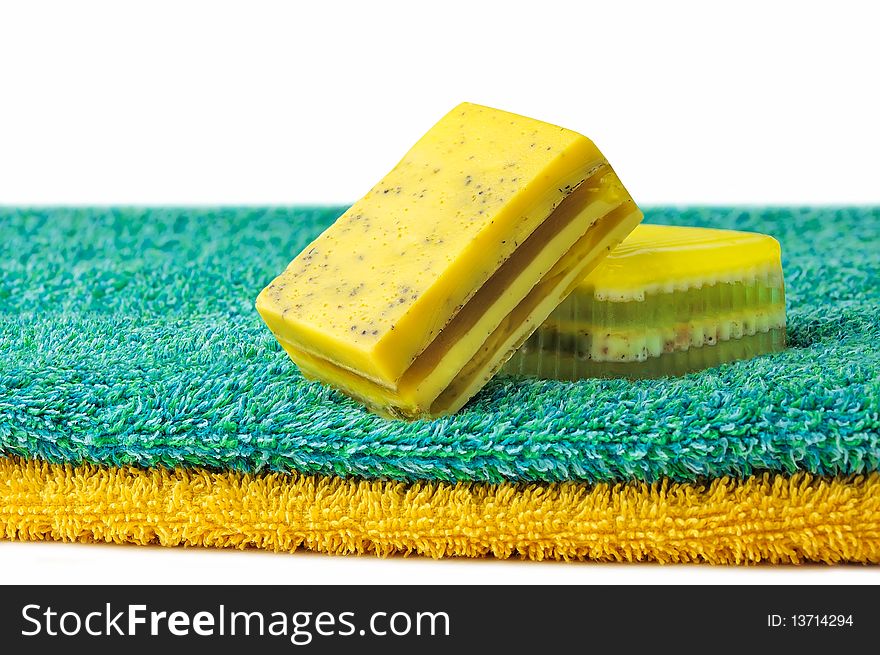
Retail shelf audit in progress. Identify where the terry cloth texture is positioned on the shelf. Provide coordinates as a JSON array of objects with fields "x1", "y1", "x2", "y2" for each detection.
[
  {"x1": 1, "y1": 207, "x2": 878, "y2": 484},
  {"x1": 2, "y1": 457, "x2": 878, "y2": 564}
]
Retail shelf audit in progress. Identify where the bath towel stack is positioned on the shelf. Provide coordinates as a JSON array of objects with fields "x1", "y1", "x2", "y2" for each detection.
[{"x1": 1, "y1": 206, "x2": 878, "y2": 563}]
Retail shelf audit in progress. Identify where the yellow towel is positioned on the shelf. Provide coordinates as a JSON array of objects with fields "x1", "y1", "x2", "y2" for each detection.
[{"x1": 1, "y1": 457, "x2": 878, "y2": 564}]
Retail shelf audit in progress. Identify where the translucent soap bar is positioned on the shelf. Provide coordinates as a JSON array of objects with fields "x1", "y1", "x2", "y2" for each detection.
[{"x1": 504, "y1": 224, "x2": 786, "y2": 380}]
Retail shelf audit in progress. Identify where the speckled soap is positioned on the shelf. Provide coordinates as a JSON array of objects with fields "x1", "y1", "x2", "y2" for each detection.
[
  {"x1": 505, "y1": 224, "x2": 787, "y2": 379},
  {"x1": 256, "y1": 102, "x2": 642, "y2": 418}
]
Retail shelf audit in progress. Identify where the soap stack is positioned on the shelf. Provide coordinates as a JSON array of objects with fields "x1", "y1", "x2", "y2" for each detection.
[{"x1": 0, "y1": 106, "x2": 877, "y2": 564}]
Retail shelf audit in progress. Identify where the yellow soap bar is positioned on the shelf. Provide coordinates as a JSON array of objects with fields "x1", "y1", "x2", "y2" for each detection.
[
  {"x1": 257, "y1": 102, "x2": 642, "y2": 418},
  {"x1": 505, "y1": 224, "x2": 786, "y2": 379}
]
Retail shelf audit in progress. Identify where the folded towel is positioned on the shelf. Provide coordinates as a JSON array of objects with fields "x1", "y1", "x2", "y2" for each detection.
[
  {"x1": 3, "y1": 206, "x2": 878, "y2": 564},
  {"x1": 1, "y1": 207, "x2": 877, "y2": 484},
  {"x1": 2, "y1": 457, "x2": 877, "y2": 564}
]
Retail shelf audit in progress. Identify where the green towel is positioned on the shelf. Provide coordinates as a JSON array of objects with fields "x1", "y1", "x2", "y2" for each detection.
[{"x1": 1, "y1": 206, "x2": 877, "y2": 483}]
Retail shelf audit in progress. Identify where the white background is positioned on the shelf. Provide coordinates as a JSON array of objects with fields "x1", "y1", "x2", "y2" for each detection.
[{"x1": 1, "y1": 0, "x2": 878, "y2": 583}]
